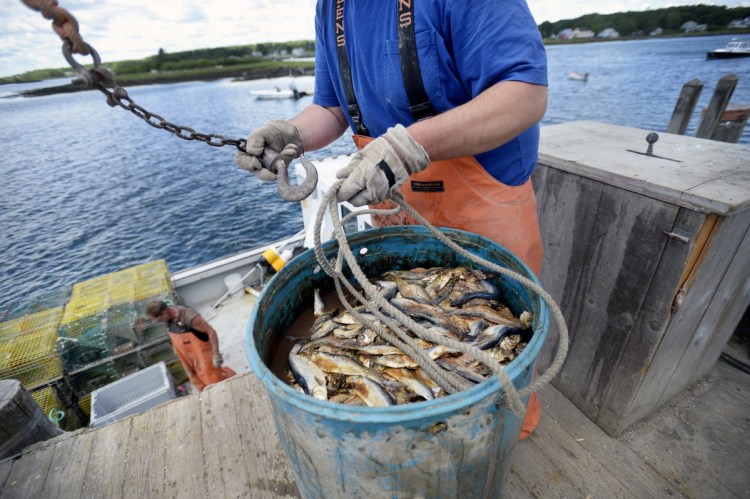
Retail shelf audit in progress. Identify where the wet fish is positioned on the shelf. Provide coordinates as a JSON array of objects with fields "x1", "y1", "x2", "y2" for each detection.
[
  {"x1": 424, "y1": 267, "x2": 462, "y2": 298},
  {"x1": 435, "y1": 357, "x2": 487, "y2": 384},
  {"x1": 412, "y1": 324, "x2": 461, "y2": 343},
  {"x1": 499, "y1": 333, "x2": 522, "y2": 351},
  {"x1": 296, "y1": 336, "x2": 351, "y2": 355},
  {"x1": 310, "y1": 352, "x2": 390, "y2": 385},
  {"x1": 332, "y1": 324, "x2": 363, "y2": 340},
  {"x1": 328, "y1": 392, "x2": 359, "y2": 405},
  {"x1": 374, "y1": 280, "x2": 399, "y2": 301},
  {"x1": 450, "y1": 305, "x2": 528, "y2": 329},
  {"x1": 356, "y1": 328, "x2": 377, "y2": 346},
  {"x1": 472, "y1": 325, "x2": 518, "y2": 350},
  {"x1": 332, "y1": 311, "x2": 359, "y2": 325},
  {"x1": 467, "y1": 319, "x2": 487, "y2": 338},
  {"x1": 519, "y1": 311, "x2": 533, "y2": 329},
  {"x1": 425, "y1": 344, "x2": 461, "y2": 360},
  {"x1": 313, "y1": 288, "x2": 326, "y2": 316},
  {"x1": 489, "y1": 347, "x2": 515, "y2": 364},
  {"x1": 390, "y1": 297, "x2": 469, "y2": 336},
  {"x1": 439, "y1": 269, "x2": 488, "y2": 305},
  {"x1": 288, "y1": 353, "x2": 328, "y2": 400},
  {"x1": 410, "y1": 367, "x2": 444, "y2": 397},
  {"x1": 348, "y1": 376, "x2": 395, "y2": 407},
  {"x1": 340, "y1": 344, "x2": 405, "y2": 356},
  {"x1": 383, "y1": 268, "x2": 440, "y2": 282},
  {"x1": 391, "y1": 275, "x2": 433, "y2": 304},
  {"x1": 283, "y1": 265, "x2": 534, "y2": 406},
  {"x1": 450, "y1": 279, "x2": 502, "y2": 307},
  {"x1": 382, "y1": 368, "x2": 435, "y2": 401},
  {"x1": 375, "y1": 354, "x2": 419, "y2": 369},
  {"x1": 310, "y1": 315, "x2": 338, "y2": 340}
]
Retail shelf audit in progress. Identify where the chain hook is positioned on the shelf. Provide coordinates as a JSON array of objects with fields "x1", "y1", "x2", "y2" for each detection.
[
  {"x1": 276, "y1": 154, "x2": 319, "y2": 202},
  {"x1": 62, "y1": 40, "x2": 101, "y2": 88}
]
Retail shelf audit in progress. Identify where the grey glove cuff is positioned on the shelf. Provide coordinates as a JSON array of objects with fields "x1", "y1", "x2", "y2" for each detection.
[
  {"x1": 334, "y1": 125, "x2": 430, "y2": 206},
  {"x1": 382, "y1": 124, "x2": 430, "y2": 175}
]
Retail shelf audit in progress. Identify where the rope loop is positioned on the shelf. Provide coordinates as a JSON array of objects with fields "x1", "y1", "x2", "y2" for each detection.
[{"x1": 312, "y1": 179, "x2": 570, "y2": 419}]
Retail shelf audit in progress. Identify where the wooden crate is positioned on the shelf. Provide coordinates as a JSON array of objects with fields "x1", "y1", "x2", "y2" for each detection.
[{"x1": 532, "y1": 120, "x2": 750, "y2": 436}]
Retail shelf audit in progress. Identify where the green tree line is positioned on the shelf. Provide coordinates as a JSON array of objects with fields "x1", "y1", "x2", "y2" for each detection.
[
  {"x1": 110, "y1": 40, "x2": 315, "y2": 76},
  {"x1": 1, "y1": 40, "x2": 315, "y2": 83},
  {"x1": 539, "y1": 4, "x2": 750, "y2": 38}
]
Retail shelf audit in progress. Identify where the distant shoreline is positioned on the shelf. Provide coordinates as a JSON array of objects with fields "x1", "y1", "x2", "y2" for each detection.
[
  {"x1": 9, "y1": 66, "x2": 315, "y2": 98},
  {"x1": 6, "y1": 31, "x2": 746, "y2": 98}
]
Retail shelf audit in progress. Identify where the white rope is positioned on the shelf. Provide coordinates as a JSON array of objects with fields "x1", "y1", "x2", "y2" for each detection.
[{"x1": 312, "y1": 182, "x2": 569, "y2": 418}]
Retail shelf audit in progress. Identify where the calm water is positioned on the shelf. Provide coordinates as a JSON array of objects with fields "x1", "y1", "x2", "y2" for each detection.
[{"x1": 1, "y1": 35, "x2": 749, "y2": 310}]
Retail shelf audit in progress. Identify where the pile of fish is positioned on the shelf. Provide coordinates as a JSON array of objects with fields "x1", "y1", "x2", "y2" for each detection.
[{"x1": 284, "y1": 266, "x2": 533, "y2": 406}]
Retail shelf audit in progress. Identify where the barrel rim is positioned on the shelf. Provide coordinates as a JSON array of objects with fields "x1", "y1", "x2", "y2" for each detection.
[{"x1": 246, "y1": 226, "x2": 549, "y2": 423}]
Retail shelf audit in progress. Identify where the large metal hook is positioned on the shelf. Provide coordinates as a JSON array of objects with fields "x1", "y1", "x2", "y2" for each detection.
[
  {"x1": 264, "y1": 149, "x2": 318, "y2": 202},
  {"x1": 62, "y1": 40, "x2": 101, "y2": 88}
]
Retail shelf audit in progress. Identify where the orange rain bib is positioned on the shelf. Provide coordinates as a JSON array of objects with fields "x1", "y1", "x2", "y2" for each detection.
[
  {"x1": 169, "y1": 332, "x2": 236, "y2": 392},
  {"x1": 353, "y1": 135, "x2": 543, "y2": 275},
  {"x1": 353, "y1": 134, "x2": 542, "y2": 438}
]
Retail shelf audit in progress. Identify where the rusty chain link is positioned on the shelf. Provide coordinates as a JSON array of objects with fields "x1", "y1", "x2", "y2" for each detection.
[
  {"x1": 23, "y1": 0, "x2": 248, "y2": 152},
  {"x1": 22, "y1": 0, "x2": 88, "y2": 55}
]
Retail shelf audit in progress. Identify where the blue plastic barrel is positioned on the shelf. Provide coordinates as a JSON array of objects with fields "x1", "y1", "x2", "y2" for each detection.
[{"x1": 247, "y1": 226, "x2": 549, "y2": 498}]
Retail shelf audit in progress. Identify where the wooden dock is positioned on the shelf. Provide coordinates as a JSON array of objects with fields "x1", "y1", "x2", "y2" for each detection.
[{"x1": 1, "y1": 338, "x2": 747, "y2": 499}]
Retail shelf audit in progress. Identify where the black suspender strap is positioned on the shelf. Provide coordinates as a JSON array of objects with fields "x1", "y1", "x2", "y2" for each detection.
[
  {"x1": 397, "y1": 0, "x2": 435, "y2": 121},
  {"x1": 334, "y1": 0, "x2": 434, "y2": 135},
  {"x1": 334, "y1": 0, "x2": 369, "y2": 136}
]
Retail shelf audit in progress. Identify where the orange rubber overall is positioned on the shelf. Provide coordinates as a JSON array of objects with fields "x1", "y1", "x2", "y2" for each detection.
[
  {"x1": 169, "y1": 331, "x2": 236, "y2": 392},
  {"x1": 353, "y1": 134, "x2": 542, "y2": 439}
]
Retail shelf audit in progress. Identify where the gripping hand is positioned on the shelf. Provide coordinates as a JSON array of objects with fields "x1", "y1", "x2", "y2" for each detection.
[
  {"x1": 336, "y1": 125, "x2": 430, "y2": 206},
  {"x1": 236, "y1": 120, "x2": 303, "y2": 181}
]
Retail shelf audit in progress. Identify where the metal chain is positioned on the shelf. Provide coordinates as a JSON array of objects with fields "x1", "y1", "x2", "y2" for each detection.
[{"x1": 22, "y1": 0, "x2": 248, "y2": 152}]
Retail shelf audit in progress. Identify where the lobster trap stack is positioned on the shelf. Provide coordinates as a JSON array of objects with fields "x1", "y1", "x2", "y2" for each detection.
[
  {"x1": 0, "y1": 306, "x2": 75, "y2": 430},
  {"x1": 0, "y1": 260, "x2": 186, "y2": 431},
  {"x1": 0, "y1": 307, "x2": 65, "y2": 391}
]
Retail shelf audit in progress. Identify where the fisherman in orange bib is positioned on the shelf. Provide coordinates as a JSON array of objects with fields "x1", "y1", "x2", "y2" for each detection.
[
  {"x1": 236, "y1": 0, "x2": 547, "y2": 439},
  {"x1": 146, "y1": 300, "x2": 236, "y2": 392}
]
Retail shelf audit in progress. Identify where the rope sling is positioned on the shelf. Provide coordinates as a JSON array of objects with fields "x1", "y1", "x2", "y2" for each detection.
[{"x1": 309, "y1": 160, "x2": 570, "y2": 419}]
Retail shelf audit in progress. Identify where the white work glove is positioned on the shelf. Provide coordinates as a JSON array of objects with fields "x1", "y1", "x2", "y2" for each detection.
[
  {"x1": 235, "y1": 120, "x2": 303, "y2": 181},
  {"x1": 212, "y1": 353, "x2": 224, "y2": 368},
  {"x1": 336, "y1": 125, "x2": 430, "y2": 206}
]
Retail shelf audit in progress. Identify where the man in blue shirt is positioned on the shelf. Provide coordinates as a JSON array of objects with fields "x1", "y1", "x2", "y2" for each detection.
[{"x1": 236, "y1": 0, "x2": 547, "y2": 438}]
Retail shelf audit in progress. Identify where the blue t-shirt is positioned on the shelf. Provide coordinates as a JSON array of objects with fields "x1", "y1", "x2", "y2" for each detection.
[{"x1": 313, "y1": 0, "x2": 548, "y2": 186}]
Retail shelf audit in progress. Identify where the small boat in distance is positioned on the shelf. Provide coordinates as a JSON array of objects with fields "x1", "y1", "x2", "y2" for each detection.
[
  {"x1": 706, "y1": 38, "x2": 750, "y2": 59},
  {"x1": 251, "y1": 82, "x2": 313, "y2": 100},
  {"x1": 568, "y1": 71, "x2": 589, "y2": 82}
]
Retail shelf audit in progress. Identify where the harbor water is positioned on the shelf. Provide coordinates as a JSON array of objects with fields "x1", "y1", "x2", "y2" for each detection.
[{"x1": 1, "y1": 34, "x2": 749, "y2": 310}]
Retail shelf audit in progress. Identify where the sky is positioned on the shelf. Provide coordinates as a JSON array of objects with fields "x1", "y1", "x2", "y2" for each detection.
[{"x1": 2, "y1": 0, "x2": 748, "y2": 77}]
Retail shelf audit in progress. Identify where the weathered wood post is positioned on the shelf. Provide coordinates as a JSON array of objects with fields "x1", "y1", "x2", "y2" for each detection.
[
  {"x1": 667, "y1": 79, "x2": 703, "y2": 135},
  {"x1": 711, "y1": 103, "x2": 750, "y2": 143},
  {"x1": 0, "y1": 380, "x2": 62, "y2": 460},
  {"x1": 695, "y1": 73, "x2": 738, "y2": 139}
]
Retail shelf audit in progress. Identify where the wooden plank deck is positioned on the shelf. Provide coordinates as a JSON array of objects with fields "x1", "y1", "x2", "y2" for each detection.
[{"x1": 1, "y1": 349, "x2": 748, "y2": 498}]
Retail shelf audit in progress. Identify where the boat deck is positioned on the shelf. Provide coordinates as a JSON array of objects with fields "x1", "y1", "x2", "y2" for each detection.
[{"x1": 1, "y1": 317, "x2": 748, "y2": 498}]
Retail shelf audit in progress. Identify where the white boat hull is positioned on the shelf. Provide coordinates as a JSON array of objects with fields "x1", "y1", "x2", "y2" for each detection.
[
  {"x1": 568, "y1": 71, "x2": 589, "y2": 81},
  {"x1": 251, "y1": 90, "x2": 296, "y2": 100}
]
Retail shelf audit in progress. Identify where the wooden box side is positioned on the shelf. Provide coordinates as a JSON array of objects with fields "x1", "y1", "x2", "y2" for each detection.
[{"x1": 533, "y1": 164, "x2": 688, "y2": 434}]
